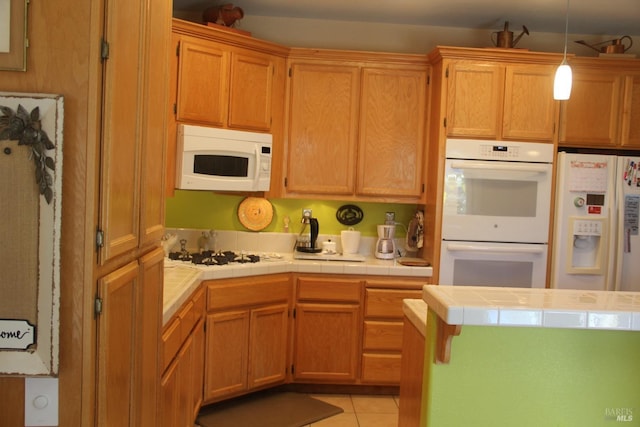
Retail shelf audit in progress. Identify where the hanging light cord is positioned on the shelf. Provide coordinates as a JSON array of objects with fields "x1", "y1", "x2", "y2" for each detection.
[{"x1": 562, "y1": 0, "x2": 570, "y2": 59}]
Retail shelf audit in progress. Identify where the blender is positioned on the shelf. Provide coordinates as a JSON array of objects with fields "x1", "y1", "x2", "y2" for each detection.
[{"x1": 375, "y1": 212, "x2": 397, "y2": 259}]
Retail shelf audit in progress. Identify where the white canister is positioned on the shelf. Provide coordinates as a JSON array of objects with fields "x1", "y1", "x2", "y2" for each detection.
[{"x1": 341, "y1": 228, "x2": 361, "y2": 254}]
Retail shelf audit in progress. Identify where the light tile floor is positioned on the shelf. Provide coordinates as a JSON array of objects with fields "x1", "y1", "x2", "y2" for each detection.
[{"x1": 304, "y1": 394, "x2": 400, "y2": 427}]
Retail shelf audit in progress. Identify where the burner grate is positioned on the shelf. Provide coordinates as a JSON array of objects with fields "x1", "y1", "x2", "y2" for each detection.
[{"x1": 169, "y1": 250, "x2": 261, "y2": 265}]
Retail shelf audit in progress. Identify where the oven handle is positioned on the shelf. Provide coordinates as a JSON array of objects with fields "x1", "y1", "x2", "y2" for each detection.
[
  {"x1": 446, "y1": 243, "x2": 546, "y2": 254},
  {"x1": 450, "y1": 161, "x2": 549, "y2": 173}
]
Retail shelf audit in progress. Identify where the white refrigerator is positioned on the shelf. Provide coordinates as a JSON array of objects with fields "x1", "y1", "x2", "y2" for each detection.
[{"x1": 551, "y1": 152, "x2": 640, "y2": 291}]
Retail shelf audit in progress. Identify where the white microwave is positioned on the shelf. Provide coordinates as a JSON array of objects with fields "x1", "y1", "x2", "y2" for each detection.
[{"x1": 176, "y1": 124, "x2": 272, "y2": 192}]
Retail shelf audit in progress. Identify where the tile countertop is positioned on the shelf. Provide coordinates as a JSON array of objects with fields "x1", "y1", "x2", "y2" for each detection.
[
  {"x1": 422, "y1": 285, "x2": 640, "y2": 331},
  {"x1": 402, "y1": 299, "x2": 428, "y2": 337},
  {"x1": 162, "y1": 255, "x2": 432, "y2": 325},
  {"x1": 163, "y1": 264, "x2": 203, "y2": 325},
  {"x1": 165, "y1": 254, "x2": 433, "y2": 281}
]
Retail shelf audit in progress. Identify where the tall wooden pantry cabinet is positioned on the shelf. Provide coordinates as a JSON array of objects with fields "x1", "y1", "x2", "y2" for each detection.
[
  {"x1": 0, "y1": 0, "x2": 170, "y2": 425},
  {"x1": 94, "y1": 0, "x2": 170, "y2": 425}
]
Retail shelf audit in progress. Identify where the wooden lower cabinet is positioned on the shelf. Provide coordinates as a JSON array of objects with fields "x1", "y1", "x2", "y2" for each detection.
[
  {"x1": 159, "y1": 285, "x2": 205, "y2": 427},
  {"x1": 203, "y1": 274, "x2": 292, "y2": 403},
  {"x1": 96, "y1": 247, "x2": 164, "y2": 427},
  {"x1": 293, "y1": 302, "x2": 361, "y2": 382},
  {"x1": 293, "y1": 276, "x2": 363, "y2": 383},
  {"x1": 361, "y1": 280, "x2": 425, "y2": 384},
  {"x1": 398, "y1": 314, "x2": 426, "y2": 427},
  {"x1": 205, "y1": 310, "x2": 250, "y2": 399},
  {"x1": 249, "y1": 305, "x2": 290, "y2": 389},
  {"x1": 160, "y1": 324, "x2": 203, "y2": 427}
]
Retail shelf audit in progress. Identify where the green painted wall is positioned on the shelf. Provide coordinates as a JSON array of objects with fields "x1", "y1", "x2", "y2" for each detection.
[
  {"x1": 423, "y1": 310, "x2": 640, "y2": 426},
  {"x1": 165, "y1": 190, "x2": 419, "y2": 236}
]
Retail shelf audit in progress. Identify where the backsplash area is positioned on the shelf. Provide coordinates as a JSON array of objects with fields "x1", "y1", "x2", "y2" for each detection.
[
  {"x1": 164, "y1": 228, "x2": 410, "y2": 257},
  {"x1": 165, "y1": 190, "x2": 419, "y2": 237}
]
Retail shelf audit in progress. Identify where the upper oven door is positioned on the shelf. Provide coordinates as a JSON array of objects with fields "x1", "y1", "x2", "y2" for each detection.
[{"x1": 442, "y1": 158, "x2": 553, "y2": 243}]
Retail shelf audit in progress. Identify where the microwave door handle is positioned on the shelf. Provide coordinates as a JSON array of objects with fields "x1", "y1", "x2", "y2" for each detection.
[
  {"x1": 450, "y1": 162, "x2": 549, "y2": 173},
  {"x1": 254, "y1": 146, "x2": 261, "y2": 187},
  {"x1": 446, "y1": 243, "x2": 546, "y2": 254}
]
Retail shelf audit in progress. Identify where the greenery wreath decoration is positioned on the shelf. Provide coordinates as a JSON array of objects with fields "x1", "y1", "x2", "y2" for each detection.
[{"x1": 0, "y1": 104, "x2": 56, "y2": 204}]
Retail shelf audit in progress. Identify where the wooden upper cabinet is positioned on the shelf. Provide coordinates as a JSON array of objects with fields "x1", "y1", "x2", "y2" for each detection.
[
  {"x1": 556, "y1": 57, "x2": 640, "y2": 150},
  {"x1": 446, "y1": 60, "x2": 557, "y2": 141},
  {"x1": 357, "y1": 67, "x2": 427, "y2": 198},
  {"x1": 620, "y1": 74, "x2": 640, "y2": 149},
  {"x1": 503, "y1": 64, "x2": 557, "y2": 141},
  {"x1": 286, "y1": 62, "x2": 360, "y2": 195},
  {"x1": 175, "y1": 36, "x2": 276, "y2": 132},
  {"x1": 139, "y1": 0, "x2": 170, "y2": 250},
  {"x1": 99, "y1": 0, "x2": 168, "y2": 265},
  {"x1": 228, "y1": 52, "x2": 275, "y2": 131},
  {"x1": 285, "y1": 51, "x2": 429, "y2": 202},
  {"x1": 98, "y1": 0, "x2": 144, "y2": 264},
  {"x1": 176, "y1": 38, "x2": 229, "y2": 126},
  {"x1": 446, "y1": 61, "x2": 504, "y2": 138},
  {"x1": 559, "y1": 69, "x2": 623, "y2": 148}
]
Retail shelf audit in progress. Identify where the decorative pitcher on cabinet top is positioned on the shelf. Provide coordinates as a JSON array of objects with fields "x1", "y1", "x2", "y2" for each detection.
[{"x1": 491, "y1": 21, "x2": 529, "y2": 48}]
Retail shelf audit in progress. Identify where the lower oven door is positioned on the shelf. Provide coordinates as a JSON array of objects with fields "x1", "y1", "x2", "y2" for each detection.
[{"x1": 439, "y1": 241, "x2": 548, "y2": 288}]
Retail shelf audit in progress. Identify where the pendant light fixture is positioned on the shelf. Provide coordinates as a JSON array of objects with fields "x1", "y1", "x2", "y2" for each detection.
[{"x1": 553, "y1": 0, "x2": 572, "y2": 100}]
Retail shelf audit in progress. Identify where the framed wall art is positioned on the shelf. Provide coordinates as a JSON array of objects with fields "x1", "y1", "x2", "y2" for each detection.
[
  {"x1": 0, "y1": 0, "x2": 28, "y2": 71},
  {"x1": 0, "y1": 92, "x2": 63, "y2": 375}
]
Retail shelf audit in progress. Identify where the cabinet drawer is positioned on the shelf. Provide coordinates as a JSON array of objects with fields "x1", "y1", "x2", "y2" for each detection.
[
  {"x1": 180, "y1": 286, "x2": 205, "y2": 342},
  {"x1": 361, "y1": 353, "x2": 402, "y2": 384},
  {"x1": 297, "y1": 277, "x2": 362, "y2": 302},
  {"x1": 363, "y1": 321, "x2": 404, "y2": 351},
  {"x1": 207, "y1": 275, "x2": 291, "y2": 311},
  {"x1": 365, "y1": 289, "x2": 422, "y2": 318},
  {"x1": 162, "y1": 317, "x2": 181, "y2": 372}
]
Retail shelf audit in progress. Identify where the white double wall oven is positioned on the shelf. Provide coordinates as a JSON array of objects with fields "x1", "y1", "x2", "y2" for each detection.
[{"x1": 439, "y1": 139, "x2": 554, "y2": 288}]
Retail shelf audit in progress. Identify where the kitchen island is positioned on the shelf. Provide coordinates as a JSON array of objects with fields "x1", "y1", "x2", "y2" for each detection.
[{"x1": 412, "y1": 286, "x2": 640, "y2": 427}]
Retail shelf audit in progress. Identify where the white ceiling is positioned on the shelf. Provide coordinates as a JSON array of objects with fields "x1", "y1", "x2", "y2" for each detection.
[{"x1": 173, "y1": 0, "x2": 640, "y2": 37}]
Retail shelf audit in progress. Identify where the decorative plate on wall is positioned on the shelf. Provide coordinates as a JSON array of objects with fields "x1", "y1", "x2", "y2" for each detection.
[
  {"x1": 237, "y1": 197, "x2": 274, "y2": 231},
  {"x1": 336, "y1": 204, "x2": 364, "y2": 226}
]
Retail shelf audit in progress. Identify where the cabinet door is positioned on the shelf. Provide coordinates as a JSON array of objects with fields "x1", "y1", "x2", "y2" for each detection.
[
  {"x1": 204, "y1": 310, "x2": 250, "y2": 401},
  {"x1": 176, "y1": 38, "x2": 229, "y2": 126},
  {"x1": 178, "y1": 334, "x2": 195, "y2": 427},
  {"x1": 446, "y1": 61, "x2": 504, "y2": 138},
  {"x1": 560, "y1": 70, "x2": 623, "y2": 147},
  {"x1": 293, "y1": 303, "x2": 360, "y2": 382},
  {"x1": 503, "y1": 64, "x2": 557, "y2": 141},
  {"x1": 286, "y1": 62, "x2": 360, "y2": 195},
  {"x1": 138, "y1": 0, "x2": 170, "y2": 249},
  {"x1": 98, "y1": 0, "x2": 145, "y2": 263},
  {"x1": 159, "y1": 358, "x2": 180, "y2": 427},
  {"x1": 96, "y1": 261, "x2": 138, "y2": 427},
  {"x1": 397, "y1": 318, "x2": 425, "y2": 427},
  {"x1": 228, "y1": 51, "x2": 274, "y2": 131},
  {"x1": 357, "y1": 67, "x2": 426, "y2": 198},
  {"x1": 248, "y1": 304, "x2": 289, "y2": 389},
  {"x1": 621, "y1": 74, "x2": 640, "y2": 149},
  {"x1": 190, "y1": 319, "x2": 205, "y2": 420},
  {"x1": 133, "y1": 248, "x2": 164, "y2": 427}
]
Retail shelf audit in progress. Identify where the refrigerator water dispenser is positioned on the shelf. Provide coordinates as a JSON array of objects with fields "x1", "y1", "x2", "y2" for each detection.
[{"x1": 566, "y1": 217, "x2": 608, "y2": 274}]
